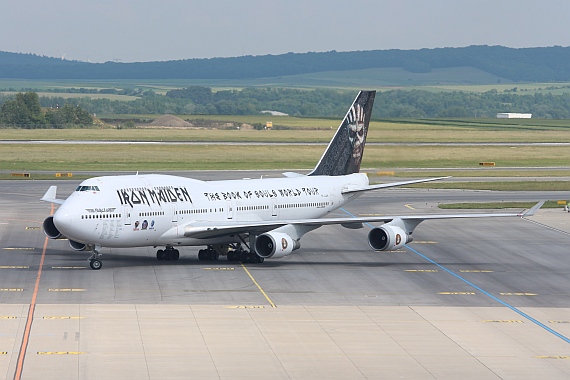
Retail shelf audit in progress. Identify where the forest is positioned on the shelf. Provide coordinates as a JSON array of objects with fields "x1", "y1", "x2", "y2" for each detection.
[
  {"x1": 18, "y1": 87, "x2": 570, "y2": 119},
  {"x1": 2, "y1": 87, "x2": 570, "y2": 126},
  {"x1": 1, "y1": 45, "x2": 570, "y2": 82}
]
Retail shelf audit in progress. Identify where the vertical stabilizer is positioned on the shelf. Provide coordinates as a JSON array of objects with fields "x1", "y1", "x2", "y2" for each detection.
[{"x1": 308, "y1": 90, "x2": 376, "y2": 176}]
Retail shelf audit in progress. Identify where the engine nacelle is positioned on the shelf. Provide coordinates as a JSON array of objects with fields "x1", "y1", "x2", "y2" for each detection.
[
  {"x1": 43, "y1": 216, "x2": 63, "y2": 239},
  {"x1": 68, "y1": 239, "x2": 89, "y2": 251},
  {"x1": 368, "y1": 225, "x2": 410, "y2": 251},
  {"x1": 255, "y1": 232, "x2": 300, "y2": 259}
]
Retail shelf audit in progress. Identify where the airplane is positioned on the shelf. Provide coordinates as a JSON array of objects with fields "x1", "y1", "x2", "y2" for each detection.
[{"x1": 41, "y1": 91, "x2": 543, "y2": 270}]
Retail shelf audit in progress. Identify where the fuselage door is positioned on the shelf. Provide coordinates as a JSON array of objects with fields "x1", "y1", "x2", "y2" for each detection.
[
  {"x1": 226, "y1": 201, "x2": 233, "y2": 219},
  {"x1": 123, "y1": 206, "x2": 132, "y2": 226},
  {"x1": 172, "y1": 204, "x2": 178, "y2": 222},
  {"x1": 271, "y1": 198, "x2": 278, "y2": 217}
]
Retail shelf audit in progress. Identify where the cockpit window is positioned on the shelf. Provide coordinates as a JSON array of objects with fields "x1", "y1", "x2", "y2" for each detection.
[{"x1": 75, "y1": 185, "x2": 100, "y2": 192}]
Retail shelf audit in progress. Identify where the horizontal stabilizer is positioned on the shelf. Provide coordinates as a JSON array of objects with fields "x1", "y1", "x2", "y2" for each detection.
[
  {"x1": 282, "y1": 172, "x2": 306, "y2": 178},
  {"x1": 342, "y1": 176, "x2": 450, "y2": 194}
]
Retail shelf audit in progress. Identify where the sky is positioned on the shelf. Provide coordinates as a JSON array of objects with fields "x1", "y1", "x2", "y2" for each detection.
[{"x1": 2, "y1": 0, "x2": 570, "y2": 63}]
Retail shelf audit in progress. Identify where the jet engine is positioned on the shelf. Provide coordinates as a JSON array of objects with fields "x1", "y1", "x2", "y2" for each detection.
[
  {"x1": 254, "y1": 232, "x2": 300, "y2": 259},
  {"x1": 368, "y1": 224, "x2": 410, "y2": 251},
  {"x1": 43, "y1": 216, "x2": 63, "y2": 239},
  {"x1": 68, "y1": 239, "x2": 89, "y2": 251}
]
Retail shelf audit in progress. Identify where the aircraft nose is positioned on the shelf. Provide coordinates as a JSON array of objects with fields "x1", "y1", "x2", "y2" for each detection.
[{"x1": 53, "y1": 205, "x2": 73, "y2": 232}]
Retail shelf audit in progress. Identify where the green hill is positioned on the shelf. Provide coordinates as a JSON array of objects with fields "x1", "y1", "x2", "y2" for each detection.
[{"x1": 1, "y1": 46, "x2": 570, "y2": 84}]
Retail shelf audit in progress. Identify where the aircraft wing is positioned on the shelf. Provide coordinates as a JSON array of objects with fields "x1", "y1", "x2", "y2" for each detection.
[
  {"x1": 182, "y1": 201, "x2": 544, "y2": 239},
  {"x1": 341, "y1": 176, "x2": 450, "y2": 194}
]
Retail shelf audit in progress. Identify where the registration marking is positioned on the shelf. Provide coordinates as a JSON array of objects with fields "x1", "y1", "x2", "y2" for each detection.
[
  {"x1": 499, "y1": 292, "x2": 537, "y2": 296},
  {"x1": 438, "y1": 292, "x2": 476, "y2": 295},
  {"x1": 48, "y1": 289, "x2": 86, "y2": 292}
]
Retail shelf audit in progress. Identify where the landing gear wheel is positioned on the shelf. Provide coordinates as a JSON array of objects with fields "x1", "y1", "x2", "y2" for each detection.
[
  {"x1": 89, "y1": 259, "x2": 102, "y2": 270},
  {"x1": 157, "y1": 249, "x2": 164, "y2": 260},
  {"x1": 172, "y1": 249, "x2": 180, "y2": 260}
]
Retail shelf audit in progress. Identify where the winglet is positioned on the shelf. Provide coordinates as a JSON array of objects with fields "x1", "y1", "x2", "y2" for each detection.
[
  {"x1": 519, "y1": 201, "x2": 545, "y2": 217},
  {"x1": 41, "y1": 186, "x2": 65, "y2": 205}
]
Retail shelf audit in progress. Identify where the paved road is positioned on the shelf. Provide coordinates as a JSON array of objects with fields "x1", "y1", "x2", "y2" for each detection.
[{"x1": 1, "y1": 178, "x2": 569, "y2": 379}]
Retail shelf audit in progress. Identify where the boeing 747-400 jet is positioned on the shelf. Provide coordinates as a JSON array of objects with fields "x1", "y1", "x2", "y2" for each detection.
[{"x1": 41, "y1": 91, "x2": 543, "y2": 269}]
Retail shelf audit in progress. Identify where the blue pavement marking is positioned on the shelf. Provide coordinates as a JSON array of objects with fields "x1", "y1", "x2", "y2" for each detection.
[{"x1": 340, "y1": 207, "x2": 570, "y2": 344}]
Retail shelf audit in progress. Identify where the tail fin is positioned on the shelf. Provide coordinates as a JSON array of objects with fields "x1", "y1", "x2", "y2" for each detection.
[{"x1": 308, "y1": 90, "x2": 376, "y2": 176}]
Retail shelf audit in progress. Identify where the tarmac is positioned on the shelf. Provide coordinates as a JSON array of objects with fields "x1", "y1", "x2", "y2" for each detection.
[{"x1": 0, "y1": 179, "x2": 569, "y2": 379}]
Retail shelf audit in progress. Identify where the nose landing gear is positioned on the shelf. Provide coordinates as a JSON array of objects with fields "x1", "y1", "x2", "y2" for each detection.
[{"x1": 88, "y1": 246, "x2": 103, "y2": 270}]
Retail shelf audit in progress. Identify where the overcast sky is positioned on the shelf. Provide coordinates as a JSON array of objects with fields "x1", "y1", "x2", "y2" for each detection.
[{"x1": 2, "y1": 0, "x2": 569, "y2": 63}]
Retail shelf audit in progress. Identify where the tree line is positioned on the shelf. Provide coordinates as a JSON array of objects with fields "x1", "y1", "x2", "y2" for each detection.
[
  {"x1": 29, "y1": 87, "x2": 570, "y2": 119},
  {"x1": 0, "y1": 92, "x2": 93, "y2": 128},
  {"x1": 2, "y1": 87, "x2": 570, "y2": 127},
  {"x1": 2, "y1": 45, "x2": 570, "y2": 82}
]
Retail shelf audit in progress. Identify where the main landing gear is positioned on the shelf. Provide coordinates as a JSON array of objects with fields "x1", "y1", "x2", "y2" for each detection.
[
  {"x1": 88, "y1": 246, "x2": 103, "y2": 270},
  {"x1": 226, "y1": 247, "x2": 264, "y2": 263},
  {"x1": 198, "y1": 246, "x2": 219, "y2": 261},
  {"x1": 156, "y1": 246, "x2": 180, "y2": 261},
  {"x1": 197, "y1": 244, "x2": 264, "y2": 263}
]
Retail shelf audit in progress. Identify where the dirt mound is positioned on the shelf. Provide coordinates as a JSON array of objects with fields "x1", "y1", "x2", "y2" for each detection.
[{"x1": 149, "y1": 114, "x2": 194, "y2": 127}]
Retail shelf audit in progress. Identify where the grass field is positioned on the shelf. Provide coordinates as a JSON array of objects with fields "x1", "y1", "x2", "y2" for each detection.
[
  {"x1": 2, "y1": 117, "x2": 570, "y2": 143},
  {"x1": 410, "y1": 181, "x2": 569, "y2": 191},
  {"x1": 2, "y1": 143, "x2": 570, "y2": 172},
  {"x1": 2, "y1": 75, "x2": 570, "y2": 94},
  {"x1": 438, "y1": 201, "x2": 564, "y2": 209}
]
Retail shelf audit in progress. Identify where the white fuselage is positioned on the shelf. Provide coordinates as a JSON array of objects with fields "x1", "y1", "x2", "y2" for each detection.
[{"x1": 53, "y1": 173, "x2": 369, "y2": 248}]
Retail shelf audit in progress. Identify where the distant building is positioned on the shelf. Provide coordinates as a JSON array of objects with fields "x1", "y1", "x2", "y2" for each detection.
[
  {"x1": 260, "y1": 110, "x2": 289, "y2": 116},
  {"x1": 496, "y1": 113, "x2": 532, "y2": 118}
]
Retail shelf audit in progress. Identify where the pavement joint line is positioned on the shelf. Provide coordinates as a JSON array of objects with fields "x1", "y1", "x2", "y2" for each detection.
[
  {"x1": 339, "y1": 206, "x2": 570, "y2": 345},
  {"x1": 240, "y1": 263, "x2": 276, "y2": 308}
]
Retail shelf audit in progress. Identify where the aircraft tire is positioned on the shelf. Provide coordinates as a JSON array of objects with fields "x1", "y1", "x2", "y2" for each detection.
[
  {"x1": 90, "y1": 259, "x2": 102, "y2": 270},
  {"x1": 172, "y1": 249, "x2": 180, "y2": 260},
  {"x1": 157, "y1": 250, "x2": 164, "y2": 260}
]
